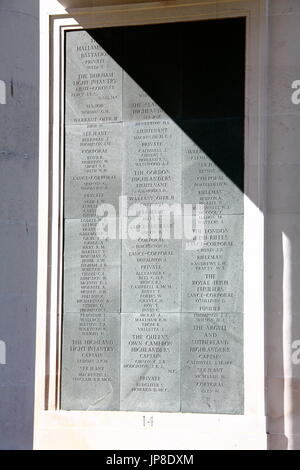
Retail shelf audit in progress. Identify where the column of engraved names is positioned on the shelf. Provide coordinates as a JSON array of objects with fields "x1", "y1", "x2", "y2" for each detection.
[
  {"x1": 121, "y1": 77, "x2": 182, "y2": 410},
  {"x1": 120, "y1": 313, "x2": 180, "y2": 411},
  {"x1": 61, "y1": 30, "x2": 122, "y2": 410},
  {"x1": 122, "y1": 119, "x2": 182, "y2": 313},
  {"x1": 181, "y1": 134, "x2": 244, "y2": 413}
]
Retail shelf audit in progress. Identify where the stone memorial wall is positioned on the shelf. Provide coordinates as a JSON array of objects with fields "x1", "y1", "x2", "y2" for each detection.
[{"x1": 61, "y1": 27, "x2": 244, "y2": 414}]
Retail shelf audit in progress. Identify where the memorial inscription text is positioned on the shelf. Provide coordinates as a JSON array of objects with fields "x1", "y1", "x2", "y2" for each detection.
[{"x1": 61, "y1": 22, "x2": 245, "y2": 414}]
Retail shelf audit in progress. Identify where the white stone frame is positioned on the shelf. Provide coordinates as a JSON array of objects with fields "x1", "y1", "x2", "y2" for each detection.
[{"x1": 35, "y1": 0, "x2": 268, "y2": 449}]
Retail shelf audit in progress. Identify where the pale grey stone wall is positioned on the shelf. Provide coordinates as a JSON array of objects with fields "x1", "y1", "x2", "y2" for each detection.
[
  {"x1": 0, "y1": 0, "x2": 39, "y2": 450},
  {"x1": 267, "y1": 0, "x2": 300, "y2": 450}
]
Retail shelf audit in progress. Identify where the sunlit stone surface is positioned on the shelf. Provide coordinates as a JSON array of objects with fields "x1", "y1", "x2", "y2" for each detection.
[
  {"x1": 120, "y1": 313, "x2": 180, "y2": 412},
  {"x1": 123, "y1": 119, "x2": 182, "y2": 207},
  {"x1": 64, "y1": 122, "x2": 123, "y2": 219},
  {"x1": 122, "y1": 237, "x2": 181, "y2": 313},
  {"x1": 65, "y1": 30, "x2": 122, "y2": 125},
  {"x1": 61, "y1": 313, "x2": 120, "y2": 410},
  {"x1": 63, "y1": 218, "x2": 121, "y2": 314},
  {"x1": 182, "y1": 214, "x2": 243, "y2": 313},
  {"x1": 181, "y1": 313, "x2": 243, "y2": 414}
]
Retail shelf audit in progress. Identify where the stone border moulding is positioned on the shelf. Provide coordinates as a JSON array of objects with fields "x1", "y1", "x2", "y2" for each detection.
[{"x1": 35, "y1": 0, "x2": 268, "y2": 450}]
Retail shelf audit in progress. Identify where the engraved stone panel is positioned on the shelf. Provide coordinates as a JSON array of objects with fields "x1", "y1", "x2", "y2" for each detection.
[
  {"x1": 61, "y1": 21, "x2": 245, "y2": 414},
  {"x1": 181, "y1": 313, "x2": 243, "y2": 414},
  {"x1": 182, "y1": 214, "x2": 243, "y2": 313},
  {"x1": 61, "y1": 313, "x2": 120, "y2": 410},
  {"x1": 122, "y1": 237, "x2": 181, "y2": 313},
  {"x1": 65, "y1": 30, "x2": 122, "y2": 125},
  {"x1": 123, "y1": 119, "x2": 182, "y2": 207},
  {"x1": 123, "y1": 72, "x2": 168, "y2": 122},
  {"x1": 64, "y1": 122, "x2": 123, "y2": 219},
  {"x1": 120, "y1": 313, "x2": 180, "y2": 412},
  {"x1": 182, "y1": 134, "x2": 244, "y2": 215},
  {"x1": 63, "y1": 218, "x2": 121, "y2": 314}
]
